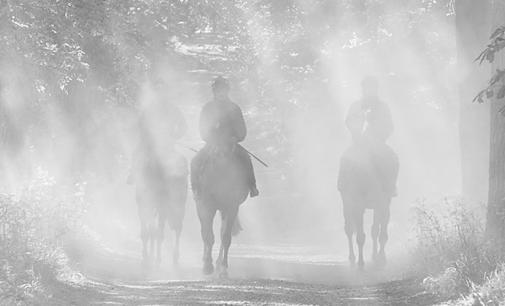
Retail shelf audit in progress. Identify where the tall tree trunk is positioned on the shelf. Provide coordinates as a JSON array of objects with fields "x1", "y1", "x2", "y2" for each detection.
[
  {"x1": 455, "y1": 0, "x2": 491, "y2": 203},
  {"x1": 486, "y1": 0, "x2": 505, "y2": 239}
]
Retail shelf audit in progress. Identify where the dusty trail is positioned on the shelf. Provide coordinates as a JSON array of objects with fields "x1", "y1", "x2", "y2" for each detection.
[
  {"x1": 49, "y1": 241, "x2": 441, "y2": 306},
  {"x1": 52, "y1": 277, "x2": 437, "y2": 306}
]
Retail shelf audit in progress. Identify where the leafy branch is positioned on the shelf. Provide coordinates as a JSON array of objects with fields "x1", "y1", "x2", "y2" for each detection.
[{"x1": 474, "y1": 26, "x2": 505, "y2": 113}]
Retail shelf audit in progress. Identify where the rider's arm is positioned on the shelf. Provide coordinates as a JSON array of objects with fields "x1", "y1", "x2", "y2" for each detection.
[{"x1": 232, "y1": 105, "x2": 247, "y2": 142}]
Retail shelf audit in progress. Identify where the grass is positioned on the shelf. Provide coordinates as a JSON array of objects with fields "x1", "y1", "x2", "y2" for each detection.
[
  {"x1": 0, "y1": 170, "x2": 86, "y2": 305},
  {"x1": 412, "y1": 198, "x2": 505, "y2": 303}
]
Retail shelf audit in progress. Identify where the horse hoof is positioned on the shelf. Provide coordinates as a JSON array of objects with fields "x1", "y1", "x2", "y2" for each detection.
[{"x1": 203, "y1": 263, "x2": 214, "y2": 275}]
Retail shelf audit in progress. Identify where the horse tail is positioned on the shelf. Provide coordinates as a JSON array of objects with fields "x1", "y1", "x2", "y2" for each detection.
[{"x1": 232, "y1": 214, "x2": 243, "y2": 236}]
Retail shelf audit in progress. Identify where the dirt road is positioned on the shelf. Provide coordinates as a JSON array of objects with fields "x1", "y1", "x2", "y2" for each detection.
[{"x1": 48, "y1": 242, "x2": 441, "y2": 306}]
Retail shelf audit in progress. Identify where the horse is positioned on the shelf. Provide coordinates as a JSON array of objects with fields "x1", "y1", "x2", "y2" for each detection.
[
  {"x1": 131, "y1": 145, "x2": 188, "y2": 267},
  {"x1": 338, "y1": 144, "x2": 398, "y2": 269},
  {"x1": 191, "y1": 146, "x2": 249, "y2": 278}
]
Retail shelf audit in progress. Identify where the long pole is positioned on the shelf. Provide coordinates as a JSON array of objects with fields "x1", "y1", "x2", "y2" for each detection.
[
  {"x1": 177, "y1": 143, "x2": 269, "y2": 168},
  {"x1": 238, "y1": 145, "x2": 269, "y2": 168}
]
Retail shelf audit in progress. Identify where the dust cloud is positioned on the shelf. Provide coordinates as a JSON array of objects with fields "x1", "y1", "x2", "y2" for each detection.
[{"x1": 0, "y1": 0, "x2": 481, "y2": 286}]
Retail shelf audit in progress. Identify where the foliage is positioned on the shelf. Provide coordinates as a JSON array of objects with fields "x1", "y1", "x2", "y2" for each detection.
[
  {"x1": 0, "y1": 170, "x2": 86, "y2": 305},
  {"x1": 474, "y1": 26, "x2": 505, "y2": 111},
  {"x1": 0, "y1": 0, "x2": 253, "y2": 103},
  {"x1": 413, "y1": 199, "x2": 502, "y2": 298},
  {"x1": 0, "y1": 0, "x2": 459, "y2": 179},
  {"x1": 442, "y1": 264, "x2": 505, "y2": 306}
]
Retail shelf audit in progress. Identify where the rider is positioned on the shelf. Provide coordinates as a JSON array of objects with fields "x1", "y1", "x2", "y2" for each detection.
[
  {"x1": 344, "y1": 76, "x2": 398, "y2": 196},
  {"x1": 130, "y1": 81, "x2": 188, "y2": 185},
  {"x1": 191, "y1": 76, "x2": 259, "y2": 199}
]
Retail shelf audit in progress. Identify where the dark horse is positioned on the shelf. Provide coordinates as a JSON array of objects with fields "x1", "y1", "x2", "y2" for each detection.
[
  {"x1": 338, "y1": 145, "x2": 398, "y2": 269},
  {"x1": 191, "y1": 146, "x2": 249, "y2": 278},
  {"x1": 132, "y1": 145, "x2": 188, "y2": 267}
]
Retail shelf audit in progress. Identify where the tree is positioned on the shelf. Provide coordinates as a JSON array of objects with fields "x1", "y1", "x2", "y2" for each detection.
[
  {"x1": 455, "y1": 0, "x2": 491, "y2": 203},
  {"x1": 474, "y1": 1, "x2": 505, "y2": 239}
]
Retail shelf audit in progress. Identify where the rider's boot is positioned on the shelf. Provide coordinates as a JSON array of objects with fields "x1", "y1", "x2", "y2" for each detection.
[{"x1": 250, "y1": 185, "x2": 259, "y2": 198}]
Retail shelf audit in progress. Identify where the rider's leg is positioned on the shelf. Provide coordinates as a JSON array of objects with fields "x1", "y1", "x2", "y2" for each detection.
[{"x1": 236, "y1": 145, "x2": 258, "y2": 197}]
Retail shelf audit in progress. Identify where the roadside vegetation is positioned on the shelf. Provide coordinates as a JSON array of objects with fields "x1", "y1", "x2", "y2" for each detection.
[
  {"x1": 413, "y1": 198, "x2": 505, "y2": 305},
  {"x1": 0, "y1": 171, "x2": 86, "y2": 305}
]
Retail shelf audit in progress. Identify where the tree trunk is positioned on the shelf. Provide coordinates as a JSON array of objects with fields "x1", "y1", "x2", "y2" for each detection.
[
  {"x1": 486, "y1": 0, "x2": 505, "y2": 239},
  {"x1": 455, "y1": 0, "x2": 491, "y2": 203}
]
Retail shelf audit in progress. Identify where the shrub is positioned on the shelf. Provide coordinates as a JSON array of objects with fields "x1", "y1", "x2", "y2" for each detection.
[
  {"x1": 412, "y1": 198, "x2": 502, "y2": 298},
  {"x1": 0, "y1": 169, "x2": 86, "y2": 305},
  {"x1": 441, "y1": 264, "x2": 505, "y2": 306}
]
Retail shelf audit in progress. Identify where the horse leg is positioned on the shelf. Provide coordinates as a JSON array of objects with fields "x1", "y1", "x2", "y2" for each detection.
[
  {"x1": 378, "y1": 202, "x2": 391, "y2": 265},
  {"x1": 217, "y1": 205, "x2": 239, "y2": 278},
  {"x1": 140, "y1": 219, "x2": 149, "y2": 263},
  {"x1": 173, "y1": 227, "x2": 181, "y2": 266},
  {"x1": 149, "y1": 222, "x2": 156, "y2": 261},
  {"x1": 137, "y1": 195, "x2": 150, "y2": 264},
  {"x1": 342, "y1": 195, "x2": 355, "y2": 265},
  {"x1": 355, "y1": 208, "x2": 366, "y2": 269},
  {"x1": 155, "y1": 214, "x2": 165, "y2": 266},
  {"x1": 371, "y1": 209, "x2": 380, "y2": 263},
  {"x1": 216, "y1": 211, "x2": 225, "y2": 267},
  {"x1": 197, "y1": 202, "x2": 216, "y2": 275}
]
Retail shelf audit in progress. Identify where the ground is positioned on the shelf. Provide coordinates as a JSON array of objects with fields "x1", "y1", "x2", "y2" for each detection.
[
  {"x1": 46, "y1": 240, "x2": 442, "y2": 306},
  {"x1": 49, "y1": 277, "x2": 438, "y2": 306}
]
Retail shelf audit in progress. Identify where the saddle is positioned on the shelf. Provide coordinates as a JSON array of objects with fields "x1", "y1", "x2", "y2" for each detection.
[
  {"x1": 338, "y1": 143, "x2": 398, "y2": 198},
  {"x1": 192, "y1": 144, "x2": 249, "y2": 204}
]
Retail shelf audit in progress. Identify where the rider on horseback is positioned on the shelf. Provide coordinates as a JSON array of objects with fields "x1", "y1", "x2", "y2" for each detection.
[
  {"x1": 130, "y1": 80, "x2": 189, "y2": 265},
  {"x1": 191, "y1": 76, "x2": 259, "y2": 199},
  {"x1": 342, "y1": 76, "x2": 399, "y2": 196},
  {"x1": 131, "y1": 81, "x2": 188, "y2": 183}
]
